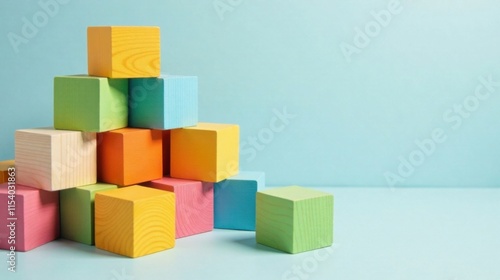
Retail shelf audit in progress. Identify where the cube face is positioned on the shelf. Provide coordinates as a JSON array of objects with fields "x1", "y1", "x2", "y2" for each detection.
[
  {"x1": 0, "y1": 183, "x2": 59, "y2": 252},
  {"x1": 256, "y1": 186, "x2": 334, "y2": 254},
  {"x1": 95, "y1": 191, "x2": 134, "y2": 256},
  {"x1": 88, "y1": 26, "x2": 160, "y2": 78},
  {"x1": 256, "y1": 194, "x2": 294, "y2": 251},
  {"x1": 148, "y1": 177, "x2": 213, "y2": 238},
  {"x1": 129, "y1": 76, "x2": 198, "y2": 130},
  {"x1": 15, "y1": 128, "x2": 97, "y2": 191},
  {"x1": 293, "y1": 195, "x2": 333, "y2": 253},
  {"x1": 214, "y1": 172, "x2": 265, "y2": 230},
  {"x1": 97, "y1": 128, "x2": 162, "y2": 186},
  {"x1": 60, "y1": 183, "x2": 118, "y2": 245},
  {"x1": 0, "y1": 160, "x2": 15, "y2": 183},
  {"x1": 171, "y1": 123, "x2": 239, "y2": 182},
  {"x1": 171, "y1": 129, "x2": 216, "y2": 181},
  {"x1": 54, "y1": 76, "x2": 128, "y2": 132},
  {"x1": 94, "y1": 186, "x2": 175, "y2": 258}
]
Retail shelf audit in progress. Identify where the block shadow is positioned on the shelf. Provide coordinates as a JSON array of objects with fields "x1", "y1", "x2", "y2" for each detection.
[
  {"x1": 231, "y1": 236, "x2": 287, "y2": 254},
  {"x1": 55, "y1": 238, "x2": 130, "y2": 259}
]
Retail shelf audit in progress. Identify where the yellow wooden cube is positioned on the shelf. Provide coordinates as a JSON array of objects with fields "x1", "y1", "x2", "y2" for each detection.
[
  {"x1": 94, "y1": 185, "x2": 175, "y2": 258},
  {"x1": 170, "y1": 123, "x2": 239, "y2": 183},
  {"x1": 87, "y1": 26, "x2": 160, "y2": 78}
]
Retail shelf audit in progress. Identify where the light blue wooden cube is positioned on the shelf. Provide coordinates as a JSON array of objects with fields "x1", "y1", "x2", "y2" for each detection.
[
  {"x1": 214, "y1": 171, "x2": 265, "y2": 231},
  {"x1": 129, "y1": 75, "x2": 198, "y2": 130}
]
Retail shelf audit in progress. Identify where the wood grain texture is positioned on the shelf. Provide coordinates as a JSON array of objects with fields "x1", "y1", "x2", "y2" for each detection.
[
  {"x1": 147, "y1": 177, "x2": 213, "y2": 238},
  {"x1": 88, "y1": 26, "x2": 160, "y2": 78},
  {"x1": 94, "y1": 185, "x2": 175, "y2": 258},
  {"x1": 0, "y1": 183, "x2": 59, "y2": 252},
  {"x1": 54, "y1": 75, "x2": 128, "y2": 132},
  {"x1": 256, "y1": 186, "x2": 334, "y2": 254},
  {"x1": 15, "y1": 128, "x2": 96, "y2": 191},
  {"x1": 60, "y1": 183, "x2": 117, "y2": 245},
  {"x1": 214, "y1": 171, "x2": 265, "y2": 231},
  {"x1": 97, "y1": 128, "x2": 162, "y2": 186},
  {"x1": 128, "y1": 75, "x2": 198, "y2": 129},
  {"x1": 170, "y1": 123, "x2": 239, "y2": 182},
  {"x1": 0, "y1": 159, "x2": 15, "y2": 183}
]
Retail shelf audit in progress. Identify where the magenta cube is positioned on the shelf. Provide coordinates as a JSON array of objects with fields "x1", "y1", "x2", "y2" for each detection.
[
  {"x1": 146, "y1": 177, "x2": 213, "y2": 238},
  {"x1": 0, "y1": 183, "x2": 59, "y2": 251}
]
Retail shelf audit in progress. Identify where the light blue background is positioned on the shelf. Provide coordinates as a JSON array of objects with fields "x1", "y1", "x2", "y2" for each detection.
[{"x1": 1, "y1": 0, "x2": 500, "y2": 187}]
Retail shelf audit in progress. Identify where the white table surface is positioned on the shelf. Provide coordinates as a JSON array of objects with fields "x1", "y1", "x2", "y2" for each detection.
[{"x1": 2, "y1": 186, "x2": 500, "y2": 280}]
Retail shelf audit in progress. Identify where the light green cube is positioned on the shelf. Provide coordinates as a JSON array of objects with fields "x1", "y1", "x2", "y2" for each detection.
[
  {"x1": 54, "y1": 75, "x2": 128, "y2": 132},
  {"x1": 256, "y1": 186, "x2": 333, "y2": 254},
  {"x1": 60, "y1": 183, "x2": 117, "y2": 245}
]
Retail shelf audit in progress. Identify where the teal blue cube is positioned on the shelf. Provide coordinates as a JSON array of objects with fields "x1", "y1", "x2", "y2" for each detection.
[
  {"x1": 214, "y1": 171, "x2": 265, "y2": 231},
  {"x1": 129, "y1": 75, "x2": 198, "y2": 129}
]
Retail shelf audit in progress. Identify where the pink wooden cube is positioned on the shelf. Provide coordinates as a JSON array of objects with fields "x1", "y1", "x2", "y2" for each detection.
[
  {"x1": 0, "y1": 183, "x2": 59, "y2": 251},
  {"x1": 146, "y1": 177, "x2": 213, "y2": 238}
]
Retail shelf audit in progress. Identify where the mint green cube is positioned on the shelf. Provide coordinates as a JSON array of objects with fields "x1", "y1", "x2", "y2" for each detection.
[
  {"x1": 256, "y1": 186, "x2": 333, "y2": 254},
  {"x1": 60, "y1": 183, "x2": 117, "y2": 245},
  {"x1": 54, "y1": 75, "x2": 128, "y2": 132}
]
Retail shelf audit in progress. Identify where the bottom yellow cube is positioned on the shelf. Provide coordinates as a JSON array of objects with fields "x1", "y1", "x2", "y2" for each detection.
[{"x1": 95, "y1": 185, "x2": 175, "y2": 258}]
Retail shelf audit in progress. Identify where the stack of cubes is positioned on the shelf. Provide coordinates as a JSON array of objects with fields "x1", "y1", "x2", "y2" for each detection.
[
  {"x1": 0, "y1": 26, "x2": 271, "y2": 257},
  {"x1": 1, "y1": 26, "x2": 333, "y2": 257}
]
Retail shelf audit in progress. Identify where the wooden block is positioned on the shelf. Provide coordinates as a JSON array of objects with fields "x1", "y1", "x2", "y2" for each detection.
[
  {"x1": 54, "y1": 75, "x2": 128, "y2": 132},
  {"x1": 95, "y1": 185, "x2": 175, "y2": 258},
  {"x1": 129, "y1": 76, "x2": 198, "y2": 129},
  {"x1": 60, "y1": 183, "x2": 118, "y2": 245},
  {"x1": 256, "y1": 186, "x2": 334, "y2": 254},
  {"x1": 97, "y1": 128, "x2": 162, "y2": 186},
  {"x1": 15, "y1": 128, "x2": 97, "y2": 191},
  {"x1": 88, "y1": 26, "x2": 160, "y2": 78},
  {"x1": 147, "y1": 177, "x2": 213, "y2": 238},
  {"x1": 0, "y1": 183, "x2": 59, "y2": 252},
  {"x1": 170, "y1": 123, "x2": 239, "y2": 182},
  {"x1": 162, "y1": 130, "x2": 170, "y2": 175},
  {"x1": 214, "y1": 171, "x2": 264, "y2": 230},
  {"x1": 0, "y1": 160, "x2": 15, "y2": 184}
]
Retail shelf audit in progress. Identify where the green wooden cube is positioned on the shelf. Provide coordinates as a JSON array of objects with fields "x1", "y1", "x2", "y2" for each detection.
[
  {"x1": 54, "y1": 75, "x2": 128, "y2": 132},
  {"x1": 60, "y1": 183, "x2": 117, "y2": 245},
  {"x1": 256, "y1": 186, "x2": 333, "y2": 254}
]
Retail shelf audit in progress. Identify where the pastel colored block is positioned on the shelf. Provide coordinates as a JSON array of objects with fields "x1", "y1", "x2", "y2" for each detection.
[
  {"x1": 54, "y1": 75, "x2": 128, "y2": 132},
  {"x1": 95, "y1": 185, "x2": 175, "y2": 258},
  {"x1": 129, "y1": 76, "x2": 198, "y2": 130},
  {"x1": 88, "y1": 26, "x2": 160, "y2": 78},
  {"x1": 0, "y1": 183, "x2": 59, "y2": 252},
  {"x1": 97, "y1": 128, "x2": 162, "y2": 186},
  {"x1": 256, "y1": 186, "x2": 334, "y2": 254},
  {"x1": 60, "y1": 183, "x2": 118, "y2": 245},
  {"x1": 214, "y1": 172, "x2": 265, "y2": 230},
  {"x1": 0, "y1": 160, "x2": 15, "y2": 184},
  {"x1": 162, "y1": 130, "x2": 170, "y2": 175},
  {"x1": 15, "y1": 128, "x2": 97, "y2": 191},
  {"x1": 147, "y1": 177, "x2": 213, "y2": 238},
  {"x1": 170, "y1": 123, "x2": 239, "y2": 182}
]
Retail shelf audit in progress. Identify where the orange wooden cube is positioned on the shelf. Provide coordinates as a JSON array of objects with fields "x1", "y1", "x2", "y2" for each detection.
[
  {"x1": 0, "y1": 160, "x2": 14, "y2": 184},
  {"x1": 97, "y1": 128, "x2": 162, "y2": 186}
]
